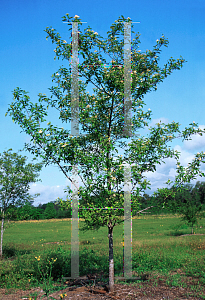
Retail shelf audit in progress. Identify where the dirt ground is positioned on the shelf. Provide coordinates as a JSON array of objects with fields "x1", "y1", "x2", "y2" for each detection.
[{"x1": 0, "y1": 270, "x2": 204, "y2": 300}]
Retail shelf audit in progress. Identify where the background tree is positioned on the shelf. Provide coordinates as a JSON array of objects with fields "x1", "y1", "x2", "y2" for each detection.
[
  {"x1": 31, "y1": 206, "x2": 44, "y2": 220},
  {"x1": 0, "y1": 148, "x2": 43, "y2": 259},
  {"x1": 138, "y1": 193, "x2": 152, "y2": 211},
  {"x1": 44, "y1": 201, "x2": 57, "y2": 219},
  {"x1": 16, "y1": 200, "x2": 33, "y2": 220},
  {"x1": 193, "y1": 181, "x2": 205, "y2": 205},
  {"x1": 14, "y1": 200, "x2": 40, "y2": 220},
  {"x1": 3, "y1": 203, "x2": 19, "y2": 221},
  {"x1": 5, "y1": 14, "x2": 205, "y2": 291}
]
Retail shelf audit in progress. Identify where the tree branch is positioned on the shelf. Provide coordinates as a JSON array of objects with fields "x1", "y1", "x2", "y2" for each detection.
[{"x1": 113, "y1": 205, "x2": 155, "y2": 227}]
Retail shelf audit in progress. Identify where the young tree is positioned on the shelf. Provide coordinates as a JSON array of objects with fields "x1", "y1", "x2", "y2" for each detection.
[
  {"x1": 5, "y1": 14, "x2": 205, "y2": 291},
  {"x1": 169, "y1": 184, "x2": 203, "y2": 233},
  {"x1": 177, "y1": 186, "x2": 204, "y2": 234},
  {"x1": 150, "y1": 182, "x2": 205, "y2": 233},
  {"x1": 0, "y1": 148, "x2": 43, "y2": 259}
]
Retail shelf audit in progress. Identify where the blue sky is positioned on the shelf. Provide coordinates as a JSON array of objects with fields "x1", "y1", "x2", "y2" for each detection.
[{"x1": 1, "y1": 0, "x2": 205, "y2": 207}]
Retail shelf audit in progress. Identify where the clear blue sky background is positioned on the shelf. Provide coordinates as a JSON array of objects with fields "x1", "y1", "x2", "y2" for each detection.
[{"x1": 1, "y1": 0, "x2": 205, "y2": 207}]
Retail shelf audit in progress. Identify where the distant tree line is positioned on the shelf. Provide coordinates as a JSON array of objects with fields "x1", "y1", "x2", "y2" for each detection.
[
  {"x1": 4, "y1": 200, "x2": 71, "y2": 221},
  {"x1": 143, "y1": 180, "x2": 205, "y2": 215},
  {"x1": 4, "y1": 180, "x2": 205, "y2": 221}
]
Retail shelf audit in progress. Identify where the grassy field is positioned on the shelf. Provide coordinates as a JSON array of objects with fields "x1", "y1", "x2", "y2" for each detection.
[{"x1": 0, "y1": 213, "x2": 205, "y2": 298}]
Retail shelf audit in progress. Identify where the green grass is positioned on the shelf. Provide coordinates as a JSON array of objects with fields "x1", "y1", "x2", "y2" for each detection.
[{"x1": 0, "y1": 213, "x2": 205, "y2": 298}]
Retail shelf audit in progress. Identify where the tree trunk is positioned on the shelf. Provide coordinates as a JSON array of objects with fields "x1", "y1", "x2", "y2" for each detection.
[
  {"x1": 0, "y1": 210, "x2": 4, "y2": 260},
  {"x1": 106, "y1": 133, "x2": 114, "y2": 292},
  {"x1": 108, "y1": 220, "x2": 114, "y2": 293},
  {"x1": 192, "y1": 226, "x2": 193, "y2": 234}
]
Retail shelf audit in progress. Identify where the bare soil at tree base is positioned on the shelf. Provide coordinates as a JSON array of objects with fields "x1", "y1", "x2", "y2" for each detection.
[{"x1": 0, "y1": 271, "x2": 203, "y2": 299}]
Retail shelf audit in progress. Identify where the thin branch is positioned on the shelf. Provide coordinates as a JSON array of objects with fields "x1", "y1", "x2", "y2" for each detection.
[
  {"x1": 113, "y1": 205, "x2": 155, "y2": 226},
  {"x1": 135, "y1": 205, "x2": 155, "y2": 214},
  {"x1": 20, "y1": 106, "x2": 80, "y2": 190}
]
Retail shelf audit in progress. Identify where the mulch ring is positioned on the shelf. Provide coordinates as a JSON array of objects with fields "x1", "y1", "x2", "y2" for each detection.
[{"x1": 0, "y1": 271, "x2": 203, "y2": 299}]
